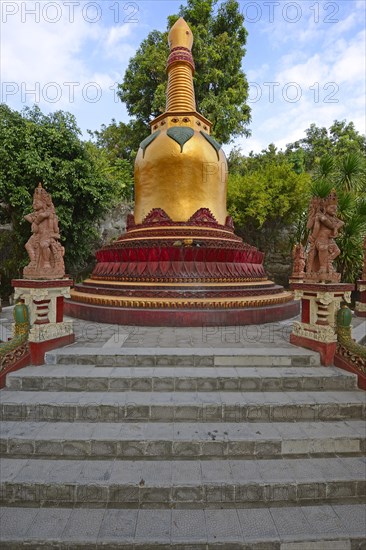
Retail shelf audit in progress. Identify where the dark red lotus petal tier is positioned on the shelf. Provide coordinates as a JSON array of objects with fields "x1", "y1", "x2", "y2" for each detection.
[{"x1": 67, "y1": 209, "x2": 299, "y2": 325}]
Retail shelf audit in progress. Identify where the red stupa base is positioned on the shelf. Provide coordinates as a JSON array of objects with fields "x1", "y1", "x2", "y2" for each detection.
[
  {"x1": 67, "y1": 209, "x2": 297, "y2": 326},
  {"x1": 65, "y1": 299, "x2": 299, "y2": 326}
]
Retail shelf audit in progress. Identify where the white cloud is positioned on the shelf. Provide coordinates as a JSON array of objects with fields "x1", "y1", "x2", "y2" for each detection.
[
  {"x1": 247, "y1": 63, "x2": 270, "y2": 82},
  {"x1": 276, "y1": 53, "x2": 330, "y2": 89},
  {"x1": 331, "y1": 30, "x2": 366, "y2": 83},
  {"x1": 106, "y1": 24, "x2": 132, "y2": 47},
  {"x1": 273, "y1": 28, "x2": 365, "y2": 130},
  {"x1": 2, "y1": 3, "x2": 97, "y2": 83},
  {"x1": 0, "y1": 1, "x2": 136, "y2": 113},
  {"x1": 323, "y1": 10, "x2": 362, "y2": 46},
  {"x1": 257, "y1": 0, "x2": 364, "y2": 52}
]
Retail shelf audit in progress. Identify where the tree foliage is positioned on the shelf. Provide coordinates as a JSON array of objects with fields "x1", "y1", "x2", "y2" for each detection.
[
  {"x1": 227, "y1": 159, "x2": 311, "y2": 231},
  {"x1": 225, "y1": 155, "x2": 310, "y2": 286},
  {"x1": 88, "y1": 119, "x2": 136, "y2": 198},
  {"x1": 117, "y1": 0, "x2": 251, "y2": 146},
  {"x1": 0, "y1": 104, "x2": 129, "y2": 299},
  {"x1": 286, "y1": 120, "x2": 366, "y2": 173}
]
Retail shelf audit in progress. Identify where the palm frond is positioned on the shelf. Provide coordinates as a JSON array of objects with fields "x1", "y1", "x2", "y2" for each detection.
[
  {"x1": 313, "y1": 154, "x2": 335, "y2": 180},
  {"x1": 337, "y1": 190, "x2": 355, "y2": 218},
  {"x1": 355, "y1": 196, "x2": 366, "y2": 217},
  {"x1": 309, "y1": 178, "x2": 334, "y2": 198},
  {"x1": 337, "y1": 153, "x2": 365, "y2": 192}
]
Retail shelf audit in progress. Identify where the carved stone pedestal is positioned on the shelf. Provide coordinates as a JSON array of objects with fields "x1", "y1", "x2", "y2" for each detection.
[
  {"x1": 11, "y1": 279, "x2": 75, "y2": 365},
  {"x1": 355, "y1": 280, "x2": 366, "y2": 317},
  {"x1": 290, "y1": 282, "x2": 354, "y2": 366}
]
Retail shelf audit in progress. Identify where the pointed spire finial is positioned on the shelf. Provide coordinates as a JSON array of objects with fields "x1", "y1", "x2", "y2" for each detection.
[
  {"x1": 168, "y1": 17, "x2": 193, "y2": 51},
  {"x1": 166, "y1": 18, "x2": 196, "y2": 112}
]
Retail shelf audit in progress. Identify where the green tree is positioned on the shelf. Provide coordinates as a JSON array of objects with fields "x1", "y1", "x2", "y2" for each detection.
[
  {"x1": 227, "y1": 161, "x2": 310, "y2": 230},
  {"x1": 88, "y1": 119, "x2": 136, "y2": 199},
  {"x1": 84, "y1": 140, "x2": 134, "y2": 201},
  {"x1": 227, "y1": 157, "x2": 311, "y2": 285},
  {"x1": 89, "y1": 118, "x2": 145, "y2": 164},
  {"x1": 286, "y1": 120, "x2": 366, "y2": 173},
  {"x1": 0, "y1": 104, "x2": 128, "y2": 300},
  {"x1": 228, "y1": 144, "x2": 292, "y2": 176},
  {"x1": 117, "y1": 0, "x2": 250, "y2": 147}
]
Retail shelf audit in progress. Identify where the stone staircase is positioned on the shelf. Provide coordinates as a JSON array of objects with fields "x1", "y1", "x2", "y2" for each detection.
[{"x1": 0, "y1": 348, "x2": 365, "y2": 549}]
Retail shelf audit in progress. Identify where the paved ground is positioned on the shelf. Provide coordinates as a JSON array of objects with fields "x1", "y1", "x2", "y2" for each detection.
[{"x1": 1, "y1": 305, "x2": 365, "y2": 350}]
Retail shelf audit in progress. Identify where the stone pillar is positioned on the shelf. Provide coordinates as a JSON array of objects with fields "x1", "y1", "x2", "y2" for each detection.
[
  {"x1": 355, "y1": 237, "x2": 366, "y2": 317},
  {"x1": 355, "y1": 280, "x2": 366, "y2": 317},
  {"x1": 290, "y1": 282, "x2": 354, "y2": 366},
  {"x1": 11, "y1": 279, "x2": 75, "y2": 365}
]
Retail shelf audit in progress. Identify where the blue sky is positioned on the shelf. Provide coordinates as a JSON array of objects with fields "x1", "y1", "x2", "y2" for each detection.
[{"x1": 1, "y1": 0, "x2": 365, "y2": 154}]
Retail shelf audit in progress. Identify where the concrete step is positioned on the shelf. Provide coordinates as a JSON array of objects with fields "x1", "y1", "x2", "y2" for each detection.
[
  {"x1": 6, "y1": 365, "x2": 357, "y2": 392},
  {"x1": 1, "y1": 420, "x2": 364, "y2": 460},
  {"x1": 45, "y1": 346, "x2": 320, "y2": 367},
  {"x1": 1, "y1": 390, "x2": 364, "y2": 423},
  {"x1": 0, "y1": 504, "x2": 365, "y2": 548},
  {"x1": 1, "y1": 342, "x2": 364, "y2": 547},
  {"x1": 1, "y1": 456, "x2": 365, "y2": 507}
]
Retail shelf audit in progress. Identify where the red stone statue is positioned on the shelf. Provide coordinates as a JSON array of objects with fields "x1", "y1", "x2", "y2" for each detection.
[
  {"x1": 291, "y1": 243, "x2": 305, "y2": 278},
  {"x1": 305, "y1": 190, "x2": 344, "y2": 282},
  {"x1": 23, "y1": 184, "x2": 65, "y2": 279}
]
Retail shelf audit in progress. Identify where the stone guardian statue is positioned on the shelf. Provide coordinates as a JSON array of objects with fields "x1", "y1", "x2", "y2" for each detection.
[
  {"x1": 23, "y1": 183, "x2": 65, "y2": 279},
  {"x1": 305, "y1": 190, "x2": 344, "y2": 282}
]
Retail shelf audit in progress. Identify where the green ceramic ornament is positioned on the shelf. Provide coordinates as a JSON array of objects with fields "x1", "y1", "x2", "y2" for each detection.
[
  {"x1": 336, "y1": 303, "x2": 352, "y2": 328},
  {"x1": 140, "y1": 130, "x2": 161, "y2": 158},
  {"x1": 167, "y1": 127, "x2": 194, "y2": 152}
]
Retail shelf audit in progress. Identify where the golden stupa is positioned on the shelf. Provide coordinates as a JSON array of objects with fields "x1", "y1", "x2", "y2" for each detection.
[
  {"x1": 134, "y1": 18, "x2": 227, "y2": 224},
  {"x1": 67, "y1": 18, "x2": 298, "y2": 325}
]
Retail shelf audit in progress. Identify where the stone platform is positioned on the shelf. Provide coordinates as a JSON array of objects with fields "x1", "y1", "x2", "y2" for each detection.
[{"x1": 0, "y1": 310, "x2": 365, "y2": 548}]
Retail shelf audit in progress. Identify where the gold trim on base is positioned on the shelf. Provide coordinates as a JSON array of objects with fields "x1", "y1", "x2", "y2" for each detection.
[
  {"x1": 124, "y1": 225, "x2": 235, "y2": 235},
  {"x1": 85, "y1": 278, "x2": 271, "y2": 287},
  {"x1": 114, "y1": 235, "x2": 239, "y2": 243},
  {"x1": 70, "y1": 289, "x2": 293, "y2": 309}
]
